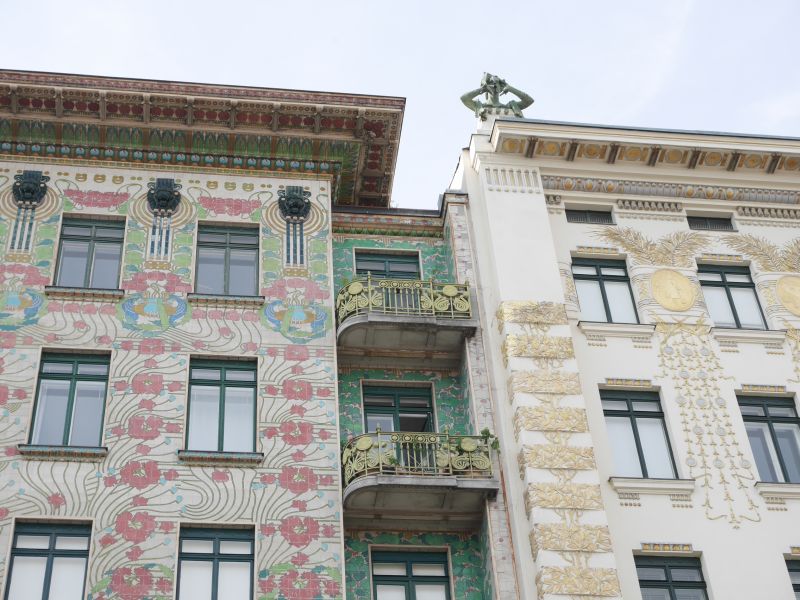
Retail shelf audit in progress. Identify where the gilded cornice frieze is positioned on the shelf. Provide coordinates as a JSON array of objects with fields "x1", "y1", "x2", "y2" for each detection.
[
  {"x1": 640, "y1": 542, "x2": 694, "y2": 553},
  {"x1": 542, "y1": 175, "x2": 800, "y2": 205},
  {"x1": 595, "y1": 227, "x2": 709, "y2": 268},
  {"x1": 616, "y1": 198, "x2": 683, "y2": 212}
]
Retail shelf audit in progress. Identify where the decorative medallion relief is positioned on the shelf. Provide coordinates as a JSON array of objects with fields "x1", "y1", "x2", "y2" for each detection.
[
  {"x1": 651, "y1": 269, "x2": 697, "y2": 312},
  {"x1": 777, "y1": 276, "x2": 800, "y2": 317}
]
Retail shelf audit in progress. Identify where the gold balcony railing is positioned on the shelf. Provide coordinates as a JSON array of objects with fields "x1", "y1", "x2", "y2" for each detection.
[
  {"x1": 342, "y1": 430, "x2": 494, "y2": 486},
  {"x1": 335, "y1": 275, "x2": 472, "y2": 325}
]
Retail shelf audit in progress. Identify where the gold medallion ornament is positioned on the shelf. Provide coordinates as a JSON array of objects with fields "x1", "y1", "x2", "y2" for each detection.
[
  {"x1": 777, "y1": 276, "x2": 800, "y2": 316},
  {"x1": 651, "y1": 269, "x2": 695, "y2": 311}
]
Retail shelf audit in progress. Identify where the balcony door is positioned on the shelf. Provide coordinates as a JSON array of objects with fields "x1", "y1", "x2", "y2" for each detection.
[
  {"x1": 363, "y1": 386, "x2": 433, "y2": 433},
  {"x1": 356, "y1": 252, "x2": 421, "y2": 312}
]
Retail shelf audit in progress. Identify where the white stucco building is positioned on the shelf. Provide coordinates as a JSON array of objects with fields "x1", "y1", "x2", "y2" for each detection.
[{"x1": 449, "y1": 108, "x2": 800, "y2": 599}]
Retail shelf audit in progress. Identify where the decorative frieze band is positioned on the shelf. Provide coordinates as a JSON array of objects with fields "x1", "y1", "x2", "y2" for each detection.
[
  {"x1": 497, "y1": 301, "x2": 568, "y2": 328},
  {"x1": 537, "y1": 566, "x2": 621, "y2": 597},
  {"x1": 514, "y1": 407, "x2": 588, "y2": 434},
  {"x1": 526, "y1": 483, "x2": 603, "y2": 511},
  {"x1": 520, "y1": 444, "x2": 595, "y2": 471},
  {"x1": 510, "y1": 370, "x2": 582, "y2": 396},
  {"x1": 542, "y1": 174, "x2": 800, "y2": 205},
  {"x1": 531, "y1": 524, "x2": 613, "y2": 555},
  {"x1": 640, "y1": 542, "x2": 694, "y2": 553},
  {"x1": 503, "y1": 335, "x2": 574, "y2": 360},
  {"x1": 737, "y1": 206, "x2": 800, "y2": 220}
]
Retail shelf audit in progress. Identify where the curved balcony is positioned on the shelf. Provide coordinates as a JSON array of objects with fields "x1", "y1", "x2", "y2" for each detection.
[
  {"x1": 341, "y1": 430, "x2": 498, "y2": 530},
  {"x1": 335, "y1": 277, "x2": 477, "y2": 369}
]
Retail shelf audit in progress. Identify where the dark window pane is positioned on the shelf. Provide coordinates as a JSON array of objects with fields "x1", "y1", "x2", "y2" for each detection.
[
  {"x1": 225, "y1": 369, "x2": 256, "y2": 382},
  {"x1": 745, "y1": 422, "x2": 782, "y2": 482},
  {"x1": 670, "y1": 568, "x2": 703, "y2": 582},
  {"x1": 198, "y1": 232, "x2": 227, "y2": 243},
  {"x1": 191, "y1": 368, "x2": 221, "y2": 381},
  {"x1": 398, "y1": 413, "x2": 430, "y2": 432},
  {"x1": 636, "y1": 566, "x2": 667, "y2": 581},
  {"x1": 769, "y1": 406, "x2": 798, "y2": 418},
  {"x1": 674, "y1": 590, "x2": 707, "y2": 600},
  {"x1": 641, "y1": 590, "x2": 671, "y2": 600},
  {"x1": 739, "y1": 405, "x2": 765, "y2": 416},
  {"x1": 223, "y1": 388, "x2": 255, "y2": 452},
  {"x1": 367, "y1": 414, "x2": 395, "y2": 433},
  {"x1": 775, "y1": 423, "x2": 800, "y2": 482},
  {"x1": 62, "y1": 225, "x2": 92, "y2": 236},
  {"x1": 42, "y1": 362, "x2": 73, "y2": 374},
  {"x1": 77, "y1": 363, "x2": 108, "y2": 376},
  {"x1": 187, "y1": 386, "x2": 220, "y2": 451},
  {"x1": 95, "y1": 226, "x2": 125, "y2": 239},
  {"x1": 365, "y1": 395, "x2": 395, "y2": 407}
]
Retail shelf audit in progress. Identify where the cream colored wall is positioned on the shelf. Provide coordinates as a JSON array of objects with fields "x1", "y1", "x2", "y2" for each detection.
[{"x1": 458, "y1": 123, "x2": 800, "y2": 600}]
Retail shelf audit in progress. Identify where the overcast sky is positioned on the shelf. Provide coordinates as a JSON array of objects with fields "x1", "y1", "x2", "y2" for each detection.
[{"x1": 5, "y1": 1, "x2": 800, "y2": 209}]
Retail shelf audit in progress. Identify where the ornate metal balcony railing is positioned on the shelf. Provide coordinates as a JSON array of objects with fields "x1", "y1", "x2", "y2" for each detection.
[
  {"x1": 335, "y1": 276, "x2": 472, "y2": 325},
  {"x1": 342, "y1": 430, "x2": 494, "y2": 486}
]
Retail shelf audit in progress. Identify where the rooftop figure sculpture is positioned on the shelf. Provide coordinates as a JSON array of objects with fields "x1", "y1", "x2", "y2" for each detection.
[{"x1": 460, "y1": 73, "x2": 533, "y2": 120}]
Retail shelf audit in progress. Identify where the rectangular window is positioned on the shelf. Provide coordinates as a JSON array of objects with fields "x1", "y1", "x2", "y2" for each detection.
[
  {"x1": 355, "y1": 252, "x2": 420, "y2": 280},
  {"x1": 787, "y1": 560, "x2": 800, "y2": 599},
  {"x1": 30, "y1": 354, "x2": 109, "y2": 447},
  {"x1": 55, "y1": 219, "x2": 124, "y2": 289},
  {"x1": 635, "y1": 556, "x2": 708, "y2": 600},
  {"x1": 187, "y1": 360, "x2": 256, "y2": 453},
  {"x1": 687, "y1": 215, "x2": 734, "y2": 231},
  {"x1": 363, "y1": 386, "x2": 433, "y2": 433},
  {"x1": 372, "y1": 551, "x2": 450, "y2": 600},
  {"x1": 177, "y1": 528, "x2": 253, "y2": 600},
  {"x1": 572, "y1": 259, "x2": 638, "y2": 324},
  {"x1": 195, "y1": 226, "x2": 259, "y2": 296},
  {"x1": 739, "y1": 396, "x2": 800, "y2": 483},
  {"x1": 602, "y1": 390, "x2": 676, "y2": 479},
  {"x1": 5, "y1": 523, "x2": 90, "y2": 600},
  {"x1": 698, "y1": 265, "x2": 766, "y2": 329},
  {"x1": 565, "y1": 209, "x2": 614, "y2": 224}
]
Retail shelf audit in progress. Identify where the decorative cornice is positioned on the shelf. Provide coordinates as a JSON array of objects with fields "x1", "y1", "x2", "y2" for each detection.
[
  {"x1": 640, "y1": 542, "x2": 694, "y2": 553},
  {"x1": 542, "y1": 175, "x2": 800, "y2": 205},
  {"x1": 616, "y1": 198, "x2": 683, "y2": 212},
  {"x1": 737, "y1": 205, "x2": 800, "y2": 219},
  {"x1": 0, "y1": 70, "x2": 404, "y2": 207}
]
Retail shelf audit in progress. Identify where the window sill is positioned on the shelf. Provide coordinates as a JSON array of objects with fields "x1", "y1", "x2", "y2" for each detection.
[
  {"x1": 187, "y1": 293, "x2": 265, "y2": 308},
  {"x1": 17, "y1": 444, "x2": 108, "y2": 461},
  {"x1": 44, "y1": 286, "x2": 124, "y2": 301},
  {"x1": 177, "y1": 450, "x2": 264, "y2": 466},
  {"x1": 578, "y1": 322, "x2": 655, "y2": 346},
  {"x1": 609, "y1": 477, "x2": 695, "y2": 496},
  {"x1": 711, "y1": 328, "x2": 786, "y2": 348},
  {"x1": 755, "y1": 481, "x2": 800, "y2": 501}
]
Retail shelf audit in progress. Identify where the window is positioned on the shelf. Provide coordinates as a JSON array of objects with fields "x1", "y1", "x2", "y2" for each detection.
[
  {"x1": 739, "y1": 396, "x2": 800, "y2": 483},
  {"x1": 364, "y1": 386, "x2": 433, "y2": 433},
  {"x1": 635, "y1": 556, "x2": 708, "y2": 600},
  {"x1": 30, "y1": 354, "x2": 109, "y2": 447},
  {"x1": 571, "y1": 259, "x2": 638, "y2": 324},
  {"x1": 5, "y1": 523, "x2": 90, "y2": 600},
  {"x1": 787, "y1": 560, "x2": 800, "y2": 599},
  {"x1": 55, "y1": 219, "x2": 124, "y2": 289},
  {"x1": 187, "y1": 360, "x2": 256, "y2": 453},
  {"x1": 687, "y1": 215, "x2": 734, "y2": 231},
  {"x1": 698, "y1": 265, "x2": 766, "y2": 329},
  {"x1": 177, "y1": 528, "x2": 253, "y2": 600},
  {"x1": 372, "y1": 551, "x2": 451, "y2": 600},
  {"x1": 565, "y1": 209, "x2": 614, "y2": 224},
  {"x1": 355, "y1": 252, "x2": 420, "y2": 280},
  {"x1": 602, "y1": 390, "x2": 676, "y2": 479},
  {"x1": 196, "y1": 226, "x2": 259, "y2": 296}
]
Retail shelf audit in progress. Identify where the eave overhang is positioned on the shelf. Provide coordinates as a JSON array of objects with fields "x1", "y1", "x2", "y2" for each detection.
[{"x1": 0, "y1": 70, "x2": 405, "y2": 207}]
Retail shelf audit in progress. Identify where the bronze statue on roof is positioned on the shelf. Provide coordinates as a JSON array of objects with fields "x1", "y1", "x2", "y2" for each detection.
[{"x1": 460, "y1": 73, "x2": 533, "y2": 120}]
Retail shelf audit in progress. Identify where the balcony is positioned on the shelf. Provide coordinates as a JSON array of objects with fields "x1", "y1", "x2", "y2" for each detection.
[
  {"x1": 341, "y1": 430, "x2": 499, "y2": 530},
  {"x1": 335, "y1": 276, "x2": 477, "y2": 369}
]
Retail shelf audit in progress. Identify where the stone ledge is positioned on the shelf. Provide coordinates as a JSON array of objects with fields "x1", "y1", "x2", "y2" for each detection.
[
  {"x1": 17, "y1": 444, "x2": 108, "y2": 461},
  {"x1": 44, "y1": 286, "x2": 124, "y2": 301},
  {"x1": 711, "y1": 327, "x2": 786, "y2": 347},
  {"x1": 186, "y1": 293, "x2": 265, "y2": 308},
  {"x1": 609, "y1": 477, "x2": 695, "y2": 496},
  {"x1": 578, "y1": 321, "x2": 656, "y2": 340},
  {"x1": 177, "y1": 449, "x2": 264, "y2": 466},
  {"x1": 755, "y1": 481, "x2": 800, "y2": 500}
]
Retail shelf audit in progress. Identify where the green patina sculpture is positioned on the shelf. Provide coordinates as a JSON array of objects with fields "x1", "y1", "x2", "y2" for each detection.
[{"x1": 460, "y1": 73, "x2": 533, "y2": 120}]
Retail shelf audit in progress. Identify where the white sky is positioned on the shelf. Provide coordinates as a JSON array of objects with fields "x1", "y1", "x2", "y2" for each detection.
[{"x1": 5, "y1": 0, "x2": 800, "y2": 209}]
